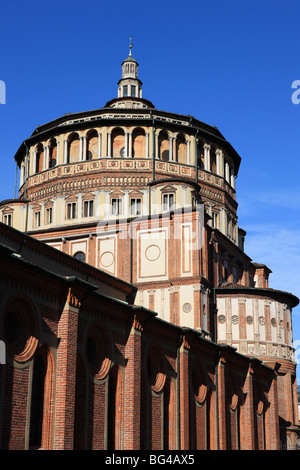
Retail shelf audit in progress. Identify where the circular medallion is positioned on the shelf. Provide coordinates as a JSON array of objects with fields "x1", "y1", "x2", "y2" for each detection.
[
  {"x1": 182, "y1": 303, "x2": 192, "y2": 313},
  {"x1": 100, "y1": 251, "x2": 114, "y2": 268},
  {"x1": 145, "y1": 244, "x2": 161, "y2": 262},
  {"x1": 218, "y1": 315, "x2": 226, "y2": 324}
]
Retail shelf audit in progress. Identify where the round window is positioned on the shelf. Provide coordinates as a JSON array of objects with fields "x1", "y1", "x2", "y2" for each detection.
[{"x1": 73, "y1": 251, "x2": 86, "y2": 262}]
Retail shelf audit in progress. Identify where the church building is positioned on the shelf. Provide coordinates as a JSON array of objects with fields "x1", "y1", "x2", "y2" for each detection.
[{"x1": 0, "y1": 40, "x2": 299, "y2": 450}]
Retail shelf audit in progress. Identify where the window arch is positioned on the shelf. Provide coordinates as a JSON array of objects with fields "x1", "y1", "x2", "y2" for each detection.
[
  {"x1": 68, "y1": 133, "x2": 80, "y2": 163},
  {"x1": 49, "y1": 138, "x2": 57, "y2": 168},
  {"x1": 158, "y1": 130, "x2": 169, "y2": 161},
  {"x1": 132, "y1": 128, "x2": 146, "y2": 158},
  {"x1": 176, "y1": 133, "x2": 187, "y2": 164},
  {"x1": 112, "y1": 128, "x2": 125, "y2": 158},
  {"x1": 1, "y1": 296, "x2": 39, "y2": 363},
  {"x1": 86, "y1": 129, "x2": 98, "y2": 160},
  {"x1": 36, "y1": 144, "x2": 44, "y2": 173}
]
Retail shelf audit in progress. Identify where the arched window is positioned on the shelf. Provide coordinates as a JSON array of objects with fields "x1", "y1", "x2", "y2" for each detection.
[
  {"x1": 132, "y1": 128, "x2": 146, "y2": 158},
  {"x1": 73, "y1": 251, "x2": 86, "y2": 262},
  {"x1": 49, "y1": 139, "x2": 57, "y2": 168},
  {"x1": 112, "y1": 128, "x2": 125, "y2": 158},
  {"x1": 36, "y1": 144, "x2": 44, "y2": 173},
  {"x1": 158, "y1": 131, "x2": 169, "y2": 161},
  {"x1": 68, "y1": 133, "x2": 80, "y2": 163},
  {"x1": 176, "y1": 134, "x2": 187, "y2": 164},
  {"x1": 86, "y1": 130, "x2": 98, "y2": 160}
]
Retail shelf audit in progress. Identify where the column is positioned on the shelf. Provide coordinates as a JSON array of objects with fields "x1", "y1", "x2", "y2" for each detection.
[
  {"x1": 187, "y1": 140, "x2": 191, "y2": 164},
  {"x1": 169, "y1": 137, "x2": 173, "y2": 161},
  {"x1": 20, "y1": 163, "x2": 25, "y2": 186},
  {"x1": 107, "y1": 132, "x2": 112, "y2": 158},
  {"x1": 79, "y1": 136, "x2": 83, "y2": 161},
  {"x1": 208, "y1": 203, "x2": 212, "y2": 227},
  {"x1": 82, "y1": 136, "x2": 87, "y2": 161},
  {"x1": 43, "y1": 145, "x2": 48, "y2": 170},
  {"x1": 219, "y1": 208, "x2": 226, "y2": 234},
  {"x1": 56, "y1": 141, "x2": 60, "y2": 166},
  {"x1": 217, "y1": 355, "x2": 227, "y2": 450},
  {"x1": 98, "y1": 132, "x2": 102, "y2": 158},
  {"x1": 155, "y1": 133, "x2": 159, "y2": 159},
  {"x1": 230, "y1": 168, "x2": 235, "y2": 189},
  {"x1": 53, "y1": 287, "x2": 80, "y2": 449},
  {"x1": 128, "y1": 132, "x2": 133, "y2": 158},
  {"x1": 77, "y1": 193, "x2": 82, "y2": 221},
  {"x1": 179, "y1": 335, "x2": 190, "y2": 449},
  {"x1": 33, "y1": 150, "x2": 37, "y2": 174},
  {"x1": 225, "y1": 162, "x2": 230, "y2": 183},
  {"x1": 125, "y1": 132, "x2": 128, "y2": 158},
  {"x1": 204, "y1": 144, "x2": 211, "y2": 171},
  {"x1": 173, "y1": 137, "x2": 176, "y2": 162},
  {"x1": 124, "y1": 190, "x2": 129, "y2": 217},
  {"x1": 53, "y1": 198, "x2": 57, "y2": 226},
  {"x1": 123, "y1": 313, "x2": 144, "y2": 450},
  {"x1": 146, "y1": 132, "x2": 149, "y2": 157},
  {"x1": 240, "y1": 366, "x2": 255, "y2": 450},
  {"x1": 64, "y1": 139, "x2": 68, "y2": 164},
  {"x1": 216, "y1": 149, "x2": 224, "y2": 177},
  {"x1": 41, "y1": 202, "x2": 45, "y2": 228},
  {"x1": 266, "y1": 373, "x2": 280, "y2": 450}
]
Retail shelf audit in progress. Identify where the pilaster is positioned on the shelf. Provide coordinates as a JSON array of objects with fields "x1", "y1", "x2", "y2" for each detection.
[{"x1": 53, "y1": 287, "x2": 80, "y2": 449}]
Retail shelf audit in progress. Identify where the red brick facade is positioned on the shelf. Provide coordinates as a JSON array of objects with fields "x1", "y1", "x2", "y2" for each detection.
[
  {"x1": 0, "y1": 51, "x2": 299, "y2": 451},
  {"x1": 0, "y1": 222, "x2": 291, "y2": 450}
]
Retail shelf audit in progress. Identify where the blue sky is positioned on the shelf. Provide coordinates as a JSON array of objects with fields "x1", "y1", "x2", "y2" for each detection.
[{"x1": 1, "y1": 0, "x2": 300, "y2": 374}]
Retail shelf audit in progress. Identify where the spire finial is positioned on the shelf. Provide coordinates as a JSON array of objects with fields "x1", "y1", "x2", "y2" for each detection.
[{"x1": 129, "y1": 35, "x2": 134, "y2": 56}]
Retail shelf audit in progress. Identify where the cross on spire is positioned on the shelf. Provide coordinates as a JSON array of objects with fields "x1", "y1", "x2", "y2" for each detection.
[{"x1": 129, "y1": 35, "x2": 134, "y2": 56}]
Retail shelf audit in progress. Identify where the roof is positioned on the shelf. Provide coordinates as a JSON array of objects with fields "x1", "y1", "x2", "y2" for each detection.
[
  {"x1": 12, "y1": 105, "x2": 242, "y2": 174},
  {"x1": 214, "y1": 283, "x2": 299, "y2": 308},
  {"x1": 0, "y1": 221, "x2": 137, "y2": 303},
  {"x1": 122, "y1": 55, "x2": 138, "y2": 64}
]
